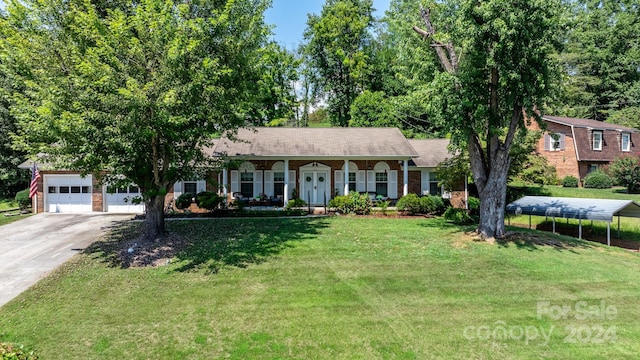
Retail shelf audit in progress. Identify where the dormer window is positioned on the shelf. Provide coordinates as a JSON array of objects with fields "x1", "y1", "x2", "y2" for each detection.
[
  {"x1": 622, "y1": 133, "x2": 631, "y2": 152},
  {"x1": 593, "y1": 131, "x2": 603, "y2": 151}
]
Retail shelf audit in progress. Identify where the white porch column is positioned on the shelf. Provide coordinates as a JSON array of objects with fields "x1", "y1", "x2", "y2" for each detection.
[
  {"x1": 284, "y1": 159, "x2": 290, "y2": 204},
  {"x1": 222, "y1": 168, "x2": 228, "y2": 200},
  {"x1": 344, "y1": 160, "x2": 350, "y2": 195},
  {"x1": 403, "y1": 160, "x2": 409, "y2": 196}
]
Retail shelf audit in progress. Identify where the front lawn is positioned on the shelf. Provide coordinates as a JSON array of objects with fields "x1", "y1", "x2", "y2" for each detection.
[
  {"x1": 0, "y1": 199, "x2": 31, "y2": 226},
  {"x1": 1, "y1": 217, "x2": 639, "y2": 359}
]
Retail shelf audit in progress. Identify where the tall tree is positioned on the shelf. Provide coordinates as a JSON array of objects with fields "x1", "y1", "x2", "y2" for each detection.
[
  {"x1": 413, "y1": 0, "x2": 562, "y2": 239},
  {"x1": 2, "y1": 0, "x2": 270, "y2": 239},
  {"x1": 249, "y1": 42, "x2": 300, "y2": 126},
  {"x1": 553, "y1": 0, "x2": 640, "y2": 122},
  {"x1": 303, "y1": 0, "x2": 374, "y2": 126}
]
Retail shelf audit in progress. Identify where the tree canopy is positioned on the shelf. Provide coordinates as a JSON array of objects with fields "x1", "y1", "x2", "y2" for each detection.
[{"x1": 1, "y1": 0, "x2": 271, "y2": 238}]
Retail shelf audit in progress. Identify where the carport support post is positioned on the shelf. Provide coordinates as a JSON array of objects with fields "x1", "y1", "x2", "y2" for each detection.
[
  {"x1": 579, "y1": 218, "x2": 582, "y2": 239},
  {"x1": 552, "y1": 217, "x2": 556, "y2": 234},
  {"x1": 607, "y1": 221, "x2": 611, "y2": 246},
  {"x1": 618, "y1": 216, "x2": 621, "y2": 238},
  {"x1": 529, "y1": 215, "x2": 531, "y2": 229}
]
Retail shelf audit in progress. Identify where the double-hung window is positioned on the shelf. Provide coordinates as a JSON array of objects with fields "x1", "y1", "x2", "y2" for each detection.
[
  {"x1": 240, "y1": 172, "x2": 254, "y2": 198},
  {"x1": 622, "y1": 133, "x2": 631, "y2": 152},
  {"x1": 593, "y1": 131, "x2": 603, "y2": 151}
]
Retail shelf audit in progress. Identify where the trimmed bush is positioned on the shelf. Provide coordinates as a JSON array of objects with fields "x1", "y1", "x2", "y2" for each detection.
[
  {"x1": 420, "y1": 195, "x2": 446, "y2": 215},
  {"x1": 286, "y1": 198, "x2": 306, "y2": 210},
  {"x1": 176, "y1": 193, "x2": 194, "y2": 210},
  {"x1": 396, "y1": 193, "x2": 422, "y2": 215},
  {"x1": 328, "y1": 192, "x2": 372, "y2": 215},
  {"x1": 15, "y1": 189, "x2": 31, "y2": 211},
  {"x1": 443, "y1": 207, "x2": 476, "y2": 225},
  {"x1": 195, "y1": 191, "x2": 224, "y2": 211},
  {"x1": 583, "y1": 171, "x2": 613, "y2": 189},
  {"x1": 561, "y1": 175, "x2": 579, "y2": 188}
]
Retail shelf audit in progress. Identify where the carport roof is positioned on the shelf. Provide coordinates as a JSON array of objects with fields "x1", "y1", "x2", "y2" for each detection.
[{"x1": 506, "y1": 196, "x2": 640, "y2": 222}]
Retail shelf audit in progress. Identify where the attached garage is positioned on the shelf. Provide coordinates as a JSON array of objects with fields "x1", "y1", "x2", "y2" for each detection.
[
  {"x1": 105, "y1": 185, "x2": 145, "y2": 213},
  {"x1": 44, "y1": 174, "x2": 93, "y2": 213}
]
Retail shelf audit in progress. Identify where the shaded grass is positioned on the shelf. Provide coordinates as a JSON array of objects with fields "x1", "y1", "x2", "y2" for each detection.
[
  {"x1": 0, "y1": 199, "x2": 18, "y2": 211},
  {"x1": 1, "y1": 217, "x2": 639, "y2": 359}
]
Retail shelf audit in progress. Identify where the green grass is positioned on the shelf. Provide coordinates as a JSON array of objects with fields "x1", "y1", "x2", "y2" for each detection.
[
  {"x1": 1, "y1": 217, "x2": 640, "y2": 359},
  {"x1": 0, "y1": 199, "x2": 31, "y2": 226},
  {"x1": 0, "y1": 199, "x2": 18, "y2": 211}
]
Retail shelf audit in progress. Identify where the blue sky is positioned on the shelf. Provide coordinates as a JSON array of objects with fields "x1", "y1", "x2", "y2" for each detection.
[{"x1": 265, "y1": 0, "x2": 390, "y2": 50}]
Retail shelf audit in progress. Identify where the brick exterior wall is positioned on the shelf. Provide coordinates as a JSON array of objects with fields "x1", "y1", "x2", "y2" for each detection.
[
  {"x1": 529, "y1": 120, "x2": 580, "y2": 180},
  {"x1": 531, "y1": 119, "x2": 640, "y2": 183}
]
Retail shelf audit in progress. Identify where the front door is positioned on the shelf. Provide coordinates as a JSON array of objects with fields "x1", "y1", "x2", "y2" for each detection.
[{"x1": 302, "y1": 171, "x2": 329, "y2": 205}]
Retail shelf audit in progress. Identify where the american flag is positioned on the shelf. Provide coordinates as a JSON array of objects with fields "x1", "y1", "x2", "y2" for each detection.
[{"x1": 29, "y1": 163, "x2": 41, "y2": 199}]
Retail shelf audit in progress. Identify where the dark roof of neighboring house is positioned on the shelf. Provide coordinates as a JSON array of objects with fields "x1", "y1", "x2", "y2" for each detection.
[
  {"x1": 214, "y1": 127, "x2": 419, "y2": 159},
  {"x1": 543, "y1": 116, "x2": 638, "y2": 132},
  {"x1": 407, "y1": 139, "x2": 452, "y2": 167}
]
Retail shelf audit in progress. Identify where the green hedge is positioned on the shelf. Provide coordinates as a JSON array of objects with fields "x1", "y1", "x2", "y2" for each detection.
[
  {"x1": 397, "y1": 194, "x2": 446, "y2": 215},
  {"x1": 583, "y1": 171, "x2": 613, "y2": 189},
  {"x1": 328, "y1": 191, "x2": 372, "y2": 215},
  {"x1": 561, "y1": 175, "x2": 579, "y2": 188}
]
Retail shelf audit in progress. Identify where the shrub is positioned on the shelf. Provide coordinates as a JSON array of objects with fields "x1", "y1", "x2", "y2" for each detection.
[
  {"x1": 608, "y1": 154, "x2": 640, "y2": 193},
  {"x1": 15, "y1": 189, "x2": 31, "y2": 211},
  {"x1": 328, "y1": 192, "x2": 372, "y2": 215},
  {"x1": 562, "y1": 175, "x2": 579, "y2": 188},
  {"x1": 329, "y1": 195, "x2": 350, "y2": 212},
  {"x1": 396, "y1": 193, "x2": 422, "y2": 215},
  {"x1": 467, "y1": 196, "x2": 480, "y2": 215},
  {"x1": 583, "y1": 170, "x2": 613, "y2": 189},
  {"x1": 286, "y1": 198, "x2": 306, "y2": 210},
  {"x1": 175, "y1": 193, "x2": 194, "y2": 210},
  {"x1": 0, "y1": 343, "x2": 39, "y2": 359},
  {"x1": 443, "y1": 207, "x2": 476, "y2": 225},
  {"x1": 195, "y1": 191, "x2": 224, "y2": 211},
  {"x1": 419, "y1": 195, "x2": 446, "y2": 215}
]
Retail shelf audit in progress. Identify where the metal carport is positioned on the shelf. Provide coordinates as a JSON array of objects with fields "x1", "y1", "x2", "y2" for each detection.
[{"x1": 505, "y1": 196, "x2": 640, "y2": 246}]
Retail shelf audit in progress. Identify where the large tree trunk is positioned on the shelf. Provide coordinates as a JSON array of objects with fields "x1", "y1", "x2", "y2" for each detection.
[
  {"x1": 144, "y1": 194, "x2": 166, "y2": 240},
  {"x1": 476, "y1": 165, "x2": 509, "y2": 240}
]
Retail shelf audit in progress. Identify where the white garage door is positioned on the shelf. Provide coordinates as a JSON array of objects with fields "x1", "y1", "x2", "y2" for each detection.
[
  {"x1": 45, "y1": 175, "x2": 93, "y2": 213},
  {"x1": 105, "y1": 185, "x2": 145, "y2": 213}
]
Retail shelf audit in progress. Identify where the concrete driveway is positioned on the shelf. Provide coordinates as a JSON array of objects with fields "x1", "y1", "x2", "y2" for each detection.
[{"x1": 0, "y1": 213, "x2": 132, "y2": 307}]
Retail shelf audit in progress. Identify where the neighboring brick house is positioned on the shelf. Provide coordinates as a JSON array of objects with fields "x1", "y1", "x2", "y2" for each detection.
[{"x1": 530, "y1": 116, "x2": 640, "y2": 182}]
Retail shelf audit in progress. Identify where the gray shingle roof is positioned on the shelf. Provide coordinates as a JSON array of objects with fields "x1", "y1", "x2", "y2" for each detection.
[
  {"x1": 407, "y1": 139, "x2": 452, "y2": 167},
  {"x1": 543, "y1": 116, "x2": 638, "y2": 132},
  {"x1": 214, "y1": 127, "x2": 419, "y2": 159}
]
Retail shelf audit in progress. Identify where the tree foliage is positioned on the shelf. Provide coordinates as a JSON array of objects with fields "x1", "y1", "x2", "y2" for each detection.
[
  {"x1": 1, "y1": 0, "x2": 271, "y2": 239},
  {"x1": 303, "y1": 0, "x2": 374, "y2": 126},
  {"x1": 553, "y1": 0, "x2": 640, "y2": 123},
  {"x1": 414, "y1": 0, "x2": 562, "y2": 239},
  {"x1": 608, "y1": 154, "x2": 640, "y2": 193}
]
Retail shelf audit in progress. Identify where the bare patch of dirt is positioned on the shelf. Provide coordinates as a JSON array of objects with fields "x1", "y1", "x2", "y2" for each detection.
[{"x1": 117, "y1": 233, "x2": 192, "y2": 268}]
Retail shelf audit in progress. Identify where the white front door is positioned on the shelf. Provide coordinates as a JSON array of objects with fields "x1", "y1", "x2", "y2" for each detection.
[{"x1": 301, "y1": 171, "x2": 329, "y2": 205}]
